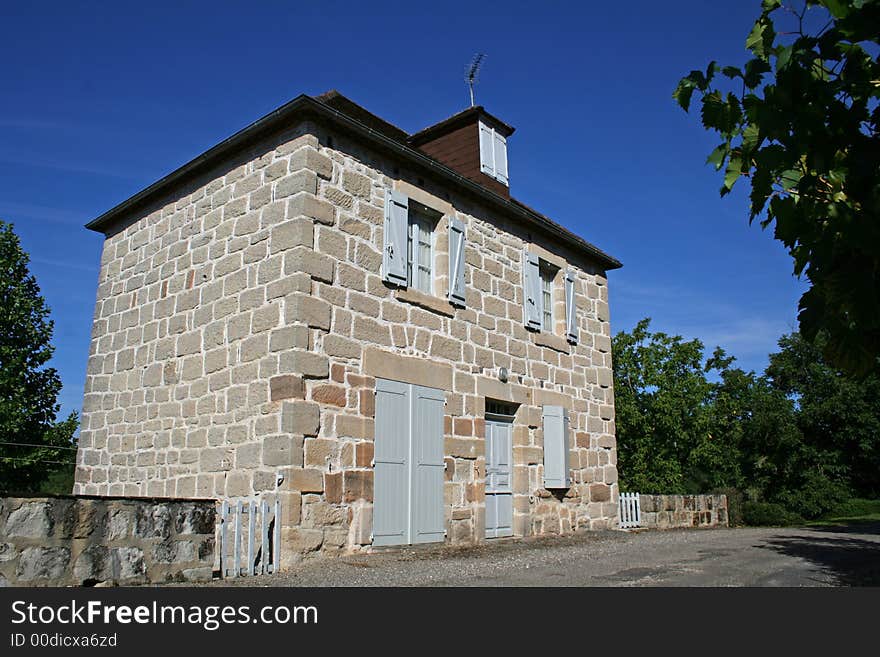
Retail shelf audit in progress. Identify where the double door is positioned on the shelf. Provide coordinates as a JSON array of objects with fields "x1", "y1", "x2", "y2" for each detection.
[{"x1": 372, "y1": 378, "x2": 445, "y2": 546}]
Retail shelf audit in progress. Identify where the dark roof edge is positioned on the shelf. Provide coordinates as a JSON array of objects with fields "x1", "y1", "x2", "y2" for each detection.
[
  {"x1": 408, "y1": 105, "x2": 515, "y2": 145},
  {"x1": 86, "y1": 96, "x2": 622, "y2": 271}
]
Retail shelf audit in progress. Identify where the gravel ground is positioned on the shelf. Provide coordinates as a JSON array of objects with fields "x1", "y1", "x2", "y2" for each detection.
[{"x1": 206, "y1": 521, "x2": 880, "y2": 587}]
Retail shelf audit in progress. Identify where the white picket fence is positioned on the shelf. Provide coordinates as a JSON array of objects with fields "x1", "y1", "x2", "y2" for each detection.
[
  {"x1": 619, "y1": 492, "x2": 642, "y2": 529},
  {"x1": 218, "y1": 495, "x2": 281, "y2": 578}
]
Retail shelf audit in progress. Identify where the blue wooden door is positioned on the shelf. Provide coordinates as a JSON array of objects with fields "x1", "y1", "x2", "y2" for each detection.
[
  {"x1": 485, "y1": 419, "x2": 513, "y2": 538},
  {"x1": 373, "y1": 378, "x2": 445, "y2": 546}
]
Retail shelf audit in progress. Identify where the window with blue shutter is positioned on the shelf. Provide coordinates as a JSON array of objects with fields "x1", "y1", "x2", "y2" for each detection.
[{"x1": 447, "y1": 217, "x2": 466, "y2": 306}]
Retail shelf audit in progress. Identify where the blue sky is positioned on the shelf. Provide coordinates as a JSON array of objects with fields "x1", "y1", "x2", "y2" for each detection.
[{"x1": 0, "y1": 1, "x2": 807, "y2": 420}]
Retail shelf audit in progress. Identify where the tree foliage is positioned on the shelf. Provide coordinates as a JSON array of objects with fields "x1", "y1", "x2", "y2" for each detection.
[
  {"x1": 674, "y1": 0, "x2": 880, "y2": 376},
  {"x1": 613, "y1": 319, "x2": 879, "y2": 519},
  {"x1": 0, "y1": 221, "x2": 78, "y2": 492}
]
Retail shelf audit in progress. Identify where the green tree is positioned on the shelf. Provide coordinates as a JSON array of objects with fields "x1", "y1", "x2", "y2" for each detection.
[
  {"x1": 612, "y1": 320, "x2": 873, "y2": 518},
  {"x1": 612, "y1": 318, "x2": 718, "y2": 493},
  {"x1": 0, "y1": 221, "x2": 78, "y2": 492},
  {"x1": 674, "y1": 0, "x2": 880, "y2": 376},
  {"x1": 767, "y1": 332, "x2": 880, "y2": 499}
]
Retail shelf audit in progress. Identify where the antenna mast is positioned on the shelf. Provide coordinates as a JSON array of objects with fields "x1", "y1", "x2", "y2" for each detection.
[{"x1": 465, "y1": 53, "x2": 486, "y2": 107}]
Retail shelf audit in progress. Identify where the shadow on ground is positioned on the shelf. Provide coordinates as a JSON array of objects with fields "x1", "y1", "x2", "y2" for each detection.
[{"x1": 758, "y1": 523, "x2": 880, "y2": 586}]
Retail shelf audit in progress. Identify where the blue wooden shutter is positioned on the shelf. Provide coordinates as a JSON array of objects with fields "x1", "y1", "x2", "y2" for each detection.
[
  {"x1": 479, "y1": 122, "x2": 494, "y2": 176},
  {"x1": 373, "y1": 378, "x2": 410, "y2": 546},
  {"x1": 411, "y1": 384, "x2": 445, "y2": 544},
  {"x1": 493, "y1": 131, "x2": 508, "y2": 185},
  {"x1": 523, "y1": 250, "x2": 542, "y2": 330},
  {"x1": 383, "y1": 189, "x2": 408, "y2": 286},
  {"x1": 543, "y1": 405, "x2": 571, "y2": 489},
  {"x1": 447, "y1": 217, "x2": 466, "y2": 306},
  {"x1": 565, "y1": 269, "x2": 579, "y2": 344}
]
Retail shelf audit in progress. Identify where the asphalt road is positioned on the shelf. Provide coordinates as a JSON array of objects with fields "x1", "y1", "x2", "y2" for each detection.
[{"x1": 213, "y1": 522, "x2": 880, "y2": 587}]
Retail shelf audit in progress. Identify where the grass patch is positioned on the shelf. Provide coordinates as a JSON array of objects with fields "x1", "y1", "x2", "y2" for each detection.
[{"x1": 806, "y1": 498, "x2": 880, "y2": 527}]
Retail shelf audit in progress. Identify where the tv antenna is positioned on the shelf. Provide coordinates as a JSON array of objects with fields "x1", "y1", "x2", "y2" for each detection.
[{"x1": 465, "y1": 53, "x2": 486, "y2": 107}]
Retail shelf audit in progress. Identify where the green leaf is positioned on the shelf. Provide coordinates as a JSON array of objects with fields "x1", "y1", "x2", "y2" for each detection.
[
  {"x1": 776, "y1": 45, "x2": 793, "y2": 71},
  {"x1": 746, "y1": 16, "x2": 775, "y2": 59},
  {"x1": 722, "y1": 66, "x2": 743, "y2": 80},
  {"x1": 706, "y1": 143, "x2": 729, "y2": 171},
  {"x1": 742, "y1": 123, "x2": 761, "y2": 150},
  {"x1": 722, "y1": 155, "x2": 744, "y2": 194},
  {"x1": 761, "y1": 0, "x2": 781, "y2": 10},
  {"x1": 823, "y1": 0, "x2": 851, "y2": 18},
  {"x1": 673, "y1": 79, "x2": 696, "y2": 112},
  {"x1": 779, "y1": 168, "x2": 803, "y2": 192}
]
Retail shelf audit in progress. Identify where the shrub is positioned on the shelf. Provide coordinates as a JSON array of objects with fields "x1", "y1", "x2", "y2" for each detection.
[{"x1": 742, "y1": 501, "x2": 803, "y2": 527}]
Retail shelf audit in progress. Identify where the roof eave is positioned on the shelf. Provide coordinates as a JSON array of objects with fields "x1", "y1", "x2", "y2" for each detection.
[{"x1": 85, "y1": 96, "x2": 622, "y2": 271}]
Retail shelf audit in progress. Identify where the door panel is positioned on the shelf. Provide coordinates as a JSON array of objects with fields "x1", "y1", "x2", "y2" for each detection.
[
  {"x1": 411, "y1": 384, "x2": 445, "y2": 544},
  {"x1": 485, "y1": 419, "x2": 513, "y2": 538},
  {"x1": 373, "y1": 379, "x2": 410, "y2": 546}
]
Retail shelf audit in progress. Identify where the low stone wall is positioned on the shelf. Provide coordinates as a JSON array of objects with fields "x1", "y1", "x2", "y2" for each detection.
[
  {"x1": 0, "y1": 496, "x2": 215, "y2": 587},
  {"x1": 638, "y1": 494, "x2": 728, "y2": 529}
]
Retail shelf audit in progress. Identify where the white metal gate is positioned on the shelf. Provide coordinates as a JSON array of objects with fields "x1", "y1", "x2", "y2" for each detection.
[
  {"x1": 218, "y1": 494, "x2": 281, "y2": 578},
  {"x1": 619, "y1": 492, "x2": 642, "y2": 529}
]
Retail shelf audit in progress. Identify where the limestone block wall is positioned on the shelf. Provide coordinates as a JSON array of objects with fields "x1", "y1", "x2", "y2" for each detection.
[
  {"x1": 638, "y1": 494, "x2": 728, "y2": 529},
  {"x1": 74, "y1": 114, "x2": 619, "y2": 561},
  {"x1": 0, "y1": 496, "x2": 215, "y2": 586}
]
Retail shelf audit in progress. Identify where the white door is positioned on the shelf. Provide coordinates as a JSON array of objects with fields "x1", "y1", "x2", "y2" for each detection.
[{"x1": 485, "y1": 419, "x2": 513, "y2": 538}]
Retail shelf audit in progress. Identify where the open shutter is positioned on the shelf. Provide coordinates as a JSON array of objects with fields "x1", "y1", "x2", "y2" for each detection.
[
  {"x1": 382, "y1": 189, "x2": 408, "y2": 286},
  {"x1": 565, "y1": 269, "x2": 578, "y2": 344},
  {"x1": 447, "y1": 217, "x2": 466, "y2": 306},
  {"x1": 479, "y1": 122, "x2": 495, "y2": 176},
  {"x1": 493, "y1": 131, "x2": 508, "y2": 185},
  {"x1": 543, "y1": 405, "x2": 571, "y2": 489},
  {"x1": 411, "y1": 384, "x2": 446, "y2": 544},
  {"x1": 523, "y1": 250, "x2": 542, "y2": 330},
  {"x1": 373, "y1": 378, "x2": 410, "y2": 546}
]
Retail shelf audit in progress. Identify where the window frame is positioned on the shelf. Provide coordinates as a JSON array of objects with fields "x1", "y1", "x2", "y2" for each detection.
[
  {"x1": 539, "y1": 262, "x2": 557, "y2": 333},
  {"x1": 406, "y1": 204, "x2": 438, "y2": 295}
]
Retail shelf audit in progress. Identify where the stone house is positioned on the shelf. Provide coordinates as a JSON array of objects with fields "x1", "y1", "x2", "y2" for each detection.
[{"x1": 73, "y1": 90, "x2": 622, "y2": 560}]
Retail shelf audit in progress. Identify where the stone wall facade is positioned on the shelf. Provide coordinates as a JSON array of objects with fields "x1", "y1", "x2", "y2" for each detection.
[
  {"x1": 74, "y1": 114, "x2": 618, "y2": 562},
  {"x1": 638, "y1": 494, "x2": 728, "y2": 529},
  {"x1": 0, "y1": 496, "x2": 215, "y2": 586}
]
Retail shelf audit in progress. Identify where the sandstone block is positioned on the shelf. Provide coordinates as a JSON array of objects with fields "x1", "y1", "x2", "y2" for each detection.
[
  {"x1": 289, "y1": 147, "x2": 333, "y2": 179},
  {"x1": 285, "y1": 293, "x2": 331, "y2": 330},
  {"x1": 311, "y1": 384, "x2": 346, "y2": 407},
  {"x1": 282, "y1": 401, "x2": 320, "y2": 436},
  {"x1": 324, "y1": 472, "x2": 342, "y2": 503},
  {"x1": 290, "y1": 468, "x2": 324, "y2": 493},
  {"x1": 288, "y1": 192, "x2": 335, "y2": 225},
  {"x1": 343, "y1": 470, "x2": 373, "y2": 502},
  {"x1": 280, "y1": 350, "x2": 329, "y2": 379},
  {"x1": 275, "y1": 170, "x2": 317, "y2": 198},
  {"x1": 284, "y1": 246, "x2": 334, "y2": 283},
  {"x1": 270, "y1": 218, "x2": 314, "y2": 253},
  {"x1": 270, "y1": 374, "x2": 304, "y2": 401}
]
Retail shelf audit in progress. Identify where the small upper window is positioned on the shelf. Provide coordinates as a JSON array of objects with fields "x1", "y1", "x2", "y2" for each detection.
[
  {"x1": 479, "y1": 121, "x2": 508, "y2": 185},
  {"x1": 540, "y1": 264, "x2": 555, "y2": 332},
  {"x1": 407, "y1": 206, "x2": 435, "y2": 294}
]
